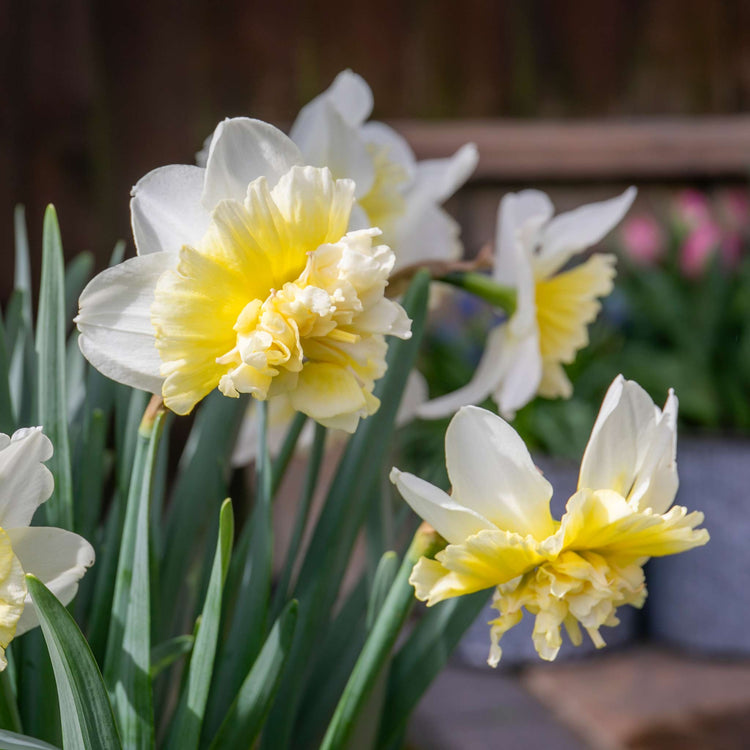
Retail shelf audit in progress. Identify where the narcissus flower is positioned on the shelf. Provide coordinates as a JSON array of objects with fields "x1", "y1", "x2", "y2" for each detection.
[
  {"x1": 77, "y1": 119, "x2": 411, "y2": 430},
  {"x1": 391, "y1": 376, "x2": 708, "y2": 664},
  {"x1": 419, "y1": 188, "x2": 636, "y2": 419},
  {"x1": 288, "y1": 70, "x2": 478, "y2": 271},
  {"x1": 0, "y1": 428, "x2": 95, "y2": 669}
]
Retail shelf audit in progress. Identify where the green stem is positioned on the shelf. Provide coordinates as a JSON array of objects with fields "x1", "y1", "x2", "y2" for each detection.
[
  {"x1": 319, "y1": 524, "x2": 446, "y2": 750},
  {"x1": 439, "y1": 271, "x2": 517, "y2": 315}
]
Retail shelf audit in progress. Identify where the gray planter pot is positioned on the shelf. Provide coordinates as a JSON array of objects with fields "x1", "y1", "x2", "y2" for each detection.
[
  {"x1": 647, "y1": 437, "x2": 750, "y2": 654},
  {"x1": 458, "y1": 453, "x2": 641, "y2": 668}
]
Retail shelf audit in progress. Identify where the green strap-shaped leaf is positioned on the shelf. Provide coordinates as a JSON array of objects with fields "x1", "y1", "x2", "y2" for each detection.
[
  {"x1": 158, "y1": 391, "x2": 245, "y2": 640},
  {"x1": 26, "y1": 575, "x2": 122, "y2": 750},
  {"x1": 150, "y1": 636, "x2": 194, "y2": 679},
  {"x1": 0, "y1": 314, "x2": 14, "y2": 434},
  {"x1": 63, "y1": 252, "x2": 94, "y2": 328},
  {"x1": 87, "y1": 388, "x2": 148, "y2": 663},
  {"x1": 166, "y1": 500, "x2": 234, "y2": 750},
  {"x1": 365, "y1": 551, "x2": 399, "y2": 632},
  {"x1": 320, "y1": 528, "x2": 444, "y2": 750},
  {"x1": 104, "y1": 405, "x2": 165, "y2": 749},
  {"x1": 35, "y1": 205, "x2": 73, "y2": 530},
  {"x1": 207, "y1": 601, "x2": 298, "y2": 750},
  {"x1": 262, "y1": 270, "x2": 430, "y2": 750},
  {"x1": 204, "y1": 402, "x2": 271, "y2": 736},
  {"x1": 0, "y1": 729, "x2": 61, "y2": 750},
  {"x1": 377, "y1": 589, "x2": 491, "y2": 747}
]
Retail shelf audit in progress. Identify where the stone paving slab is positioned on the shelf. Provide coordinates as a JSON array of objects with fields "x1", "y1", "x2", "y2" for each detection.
[
  {"x1": 522, "y1": 646, "x2": 750, "y2": 749},
  {"x1": 407, "y1": 663, "x2": 586, "y2": 749}
]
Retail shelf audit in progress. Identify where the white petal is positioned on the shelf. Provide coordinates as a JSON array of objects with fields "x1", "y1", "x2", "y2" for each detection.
[
  {"x1": 491, "y1": 329, "x2": 543, "y2": 418},
  {"x1": 9, "y1": 526, "x2": 95, "y2": 636},
  {"x1": 389, "y1": 467, "x2": 494, "y2": 544},
  {"x1": 388, "y1": 204, "x2": 462, "y2": 270},
  {"x1": 0, "y1": 428, "x2": 53, "y2": 528},
  {"x1": 410, "y1": 143, "x2": 478, "y2": 205},
  {"x1": 396, "y1": 370, "x2": 429, "y2": 426},
  {"x1": 318, "y1": 69, "x2": 373, "y2": 126},
  {"x1": 578, "y1": 375, "x2": 658, "y2": 497},
  {"x1": 361, "y1": 121, "x2": 417, "y2": 181},
  {"x1": 417, "y1": 323, "x2": 508, "y2": 419},
  {"x1": 76, "y1": 253, "x2": 174, "y2": 394},
  {"x1": 536, "y1": 187, "x2": 637, "y2": 277},
  {"x1": 202, "y1": 118, "x2": 304, "y2": 208},
  {"x1": 494, "y1": 190, "x2": 554, "y2": 287},
  {"x1": 445, "y1": 406, "x2": 555, "y2": 538},
  {"x1": 290, "y1": 99, "x2": 375, "y2": 199},
  {"x1": 628, "y1": 390, "x2": 679, "y2": 514},
  {"x1": 130, "y1": 165, "x2": 210, "y2": 255}
]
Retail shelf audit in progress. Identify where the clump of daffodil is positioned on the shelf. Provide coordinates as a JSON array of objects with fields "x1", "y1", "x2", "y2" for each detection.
[
  {"x1": 76, "y1": 119, "x2": 411, "y2": 431},
  {"x1": 419, "y1": 188, "x2": 636, "y2": 419},
  {"x1": 0, "y1": 428, "x2": 95, "y2": 669},
  {"x1": 392, "y1": 375, "x2": 708, "y2": 664}
]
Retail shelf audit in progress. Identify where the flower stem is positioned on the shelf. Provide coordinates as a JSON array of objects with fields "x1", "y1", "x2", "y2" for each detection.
[{"x1": 439, "y1": 271, "x2": 517, "y2": 315}]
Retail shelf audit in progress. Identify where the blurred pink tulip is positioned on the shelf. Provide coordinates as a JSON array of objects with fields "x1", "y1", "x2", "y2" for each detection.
[
  {"x1": 675, "y1": 189, "x2": 712, "y2": 229},
  {"x1": 680, "y1": 221, "x2": 722, "y2": 277},
  {"x1": 620, "y1": 215, "x2": 664, "y2": 265}
]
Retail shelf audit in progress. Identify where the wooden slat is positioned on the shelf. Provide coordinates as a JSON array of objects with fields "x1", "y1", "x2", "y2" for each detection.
[{"x1": 391, "y1": 117, "x2": 750, "y2": 181}]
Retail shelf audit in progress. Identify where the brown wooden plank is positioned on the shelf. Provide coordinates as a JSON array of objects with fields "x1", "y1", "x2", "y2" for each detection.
[{"x1": 391, "y1": 117, "x2": 750, "y2": 181}]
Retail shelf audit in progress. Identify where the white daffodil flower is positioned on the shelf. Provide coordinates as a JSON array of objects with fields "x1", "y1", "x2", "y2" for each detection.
[
  {"x1": 391, "y1": 375, "x2": 708, "y2": 665},
  {"x1": 418, "y1": 188, "x2": 637, "y2": 419},
  {"x1": 288, "y1": 70, "x2": 478, "y2": 272},
  {"x1": 0, "y1": 427, "x2": 95, "y2": 669},
  {"x1": 76, "y1": 119, "x2": 411, "y2": 431}
]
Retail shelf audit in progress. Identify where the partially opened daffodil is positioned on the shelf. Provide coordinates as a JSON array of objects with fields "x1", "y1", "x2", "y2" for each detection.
[
  {"x1": 287, "y1": 70, "x2": 478, "y2": 271},
  {"x1": 77, "y1": 119, "x2": 411, "y2": 430},
  {"x1": 391, "y1": 375, "x2": 708, "y2": 664},
  {"x1": 0, "y1": 428, "x2": 95, "y2": 669},
  {"x1": 419, "y1": 188, "x2": 636, "y2": 419}
]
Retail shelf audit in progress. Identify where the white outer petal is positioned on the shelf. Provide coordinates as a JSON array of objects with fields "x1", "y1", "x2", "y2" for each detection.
[
  {"x1": 410, "y1": 143, "x2": 478, "y2": 205},
  {"x1": 578, "y1": 375, "x2": 659, "y2": 497},
  {"x1": 628, "y1": 389, "x2": 679, "y2": 514},
  {"x1": 202, "y1": 118, "x2": 304, "y2": 208},
  {"x1": 390, "y1": 467, "x2": 494, "y2": 544},
  {"x1": 535, "y1": 186, "x2": 637, "y2": 277},
  {"x1": 494, "y1": 190, "x2": 554, "y2": 288},
  {"x1": 0, "y1": 428, "x2": 53, "y2": 528},
  {"x1": 417, "y1": 322, "x2": 509, "y2": 419},
  {"x1": 130, "y1": 164, "x2": 209, "y2": 255},
  {"x1": 76, "y1": 253, "x2": 175, "y2": 394},
  {"x1": 491, "y1": 329, "x2": 543, "y2": 419},
  {"x1": 445, "y1": 406, "x2": 555, "y2": 538},
  {"x1": 9, "y1": 526, "x2": 95, "y2": 636},
  {"x1": 388, "y1": 204, "x2": 462, "y2": 270},
  {"x1": 317, "y1": 69, "x2": 374, "y2": 127},
  {"x1": 290, "y1": 99, "x2": 375, "y2": 199},
  {"x1": 361, "y1": 121, "x2": 417, "y2": 181}
]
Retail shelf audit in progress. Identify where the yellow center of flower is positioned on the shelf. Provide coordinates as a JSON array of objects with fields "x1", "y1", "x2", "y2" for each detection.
[
  {"x1": 0, "y1": 527, "x2": 27, "y2": 671},
  {"x1": 488, "y1": 548, "x2": 645, "y2": 664},
  {"x1": 358, "y1": 143, "x2": 409, "y2": 233},
  {"x1": 533, "y1": 253, "x2": 617, "y2": 398},
  {"x1": 151, "y1": 165, "x2": 410, "y2": 429}
]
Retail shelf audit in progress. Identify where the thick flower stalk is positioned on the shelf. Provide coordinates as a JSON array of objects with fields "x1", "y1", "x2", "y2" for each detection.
[
  {"x1": 0, "y1": 428, "x2": 94, "y2": 669},
  {"x1": 391, "y1": 375, "x2": 708, "y2": 664},
  {"x1": 76, "y1": 119, "x2": 411, "y2": 431},
  {"x1": 419, "y1": 188, "x2": 636, "y2": 419}
]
